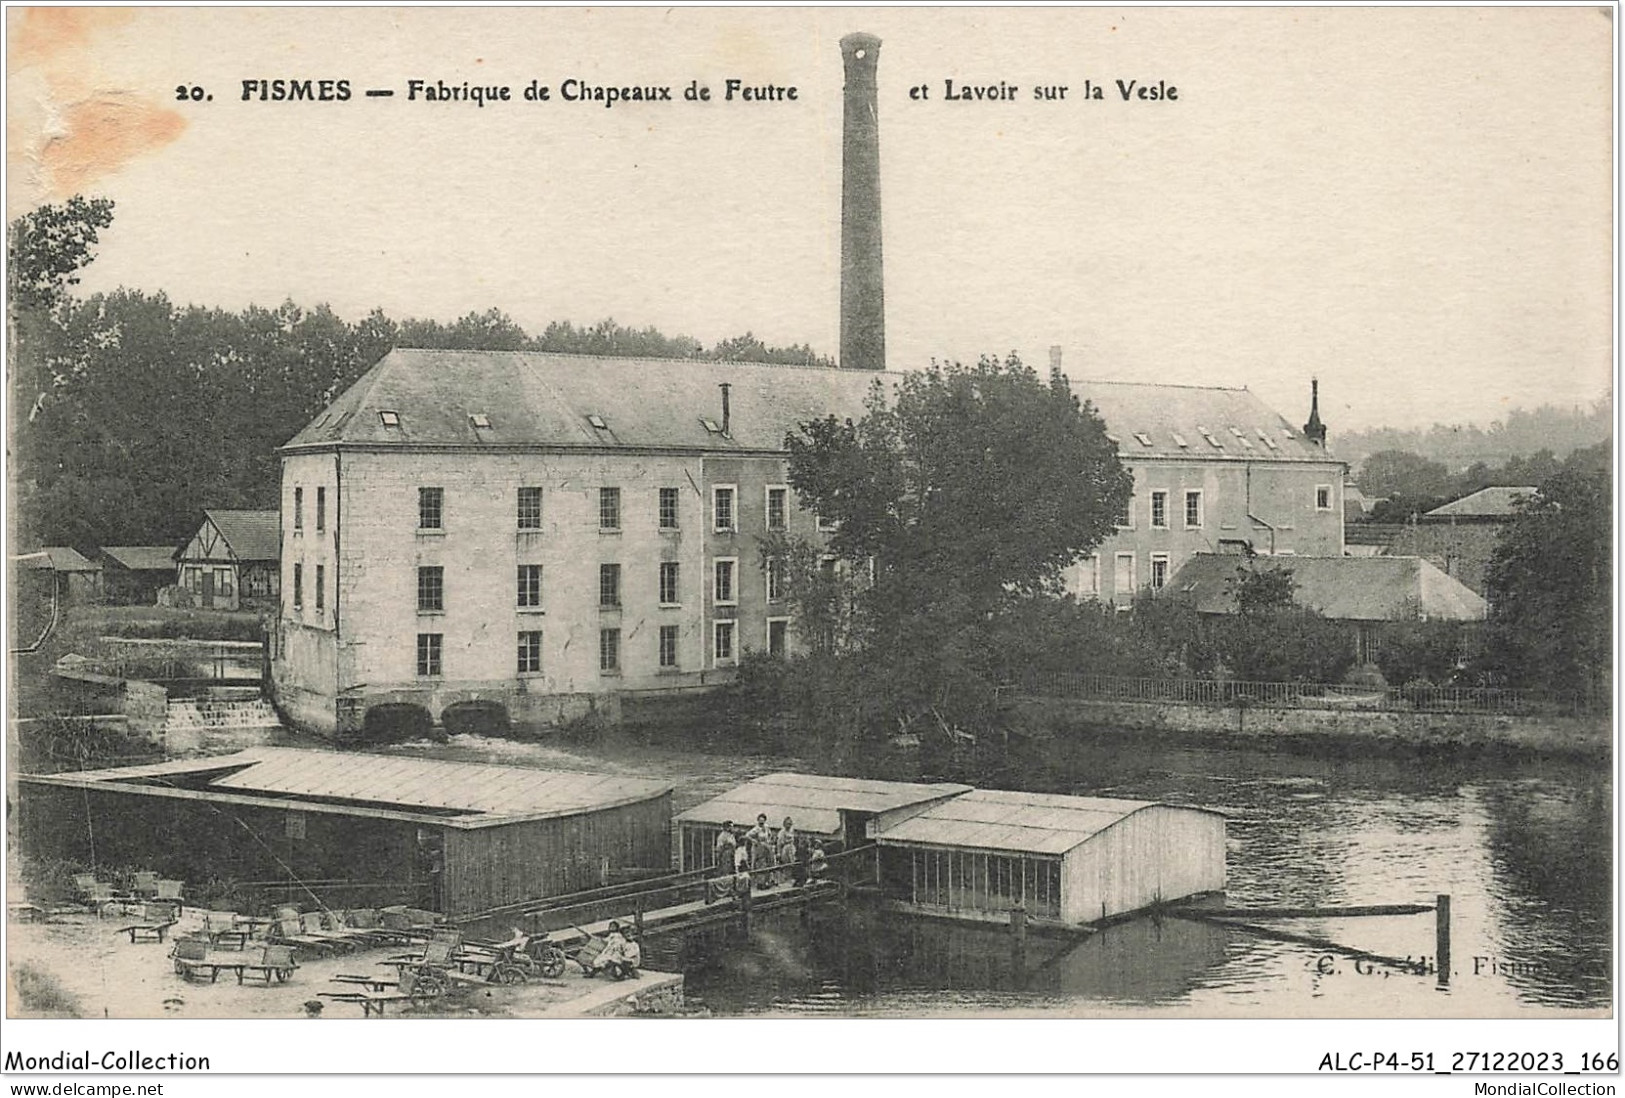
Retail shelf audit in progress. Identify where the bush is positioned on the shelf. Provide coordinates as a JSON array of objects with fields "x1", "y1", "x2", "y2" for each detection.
[
  {"x1": 1213, "y1": 608, "x2": 1356, "y2": 685},
  {"x1": 11, "y1": 964, "x2": 82, "y2": 1017},
  {"x1": 1375, "y1": 620, "x2": 1468, "y2": 687}
]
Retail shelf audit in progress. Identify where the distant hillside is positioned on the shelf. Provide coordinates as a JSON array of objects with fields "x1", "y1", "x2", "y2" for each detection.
[{"x1": 1335, "y1": 396, "x2": 1612, "y2": 472}]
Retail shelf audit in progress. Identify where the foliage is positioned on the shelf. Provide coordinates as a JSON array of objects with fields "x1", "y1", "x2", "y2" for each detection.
[
  {"x1": 1357, "y1": 449, "x2": 1453, "y2": 500},
  {"x1": 753, "y1": 354, "x2": 1131, "y2": 755},
  {"x1": 1478, "y1": 444, "x2": 1611, "y2": 698},
  {"x1": 7, "y1": 195, "x2": 115, "y2": 312},
  {"x1": 1209, "y1": 608, "x2": 1357, "y2": 685},
  {"x1": 1228, "y1": 561, "x2": 1297, "y2": 617},
  {"x1": 1373, "y1": 619, "x2": 1471, "y2": 687},
  {"x1": 15, "y1": 716, "x2": 161, "y2": 773},
  {"x1": 1337, "y1": 397, "x2": 1612, "y2": 474},
  {"x1": 1357, "y1": 447, "x2": 1575, "y2": 524},
  {"x1": 6, "y1": 197, "x2": 843, "y2": 552}
]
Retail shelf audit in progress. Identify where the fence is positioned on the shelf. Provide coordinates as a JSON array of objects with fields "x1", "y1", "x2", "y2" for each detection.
[{"x1": 1013, "y1": 672, "x2": 1588, "y2": 716}]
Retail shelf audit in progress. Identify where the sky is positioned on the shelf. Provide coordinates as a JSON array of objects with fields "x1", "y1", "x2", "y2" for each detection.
[{"x1": 5, "y1": 6, "x2": 1615, "y2": 435}]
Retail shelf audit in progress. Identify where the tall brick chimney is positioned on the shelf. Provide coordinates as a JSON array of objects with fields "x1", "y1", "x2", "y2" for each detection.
[{"x1": 839, "y1": 32, "x2": 885, "y2": 371}]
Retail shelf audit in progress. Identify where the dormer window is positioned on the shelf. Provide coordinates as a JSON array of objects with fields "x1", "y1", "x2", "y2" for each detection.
[
  {"x1": 1133, "y1": 432, "x2": 1154, "y2": 447},
  {"x1": 701, "y1": 418, "x2": 722, "y2": 434},
  {"x1": 1105, "y1": 433, "x2": 1121, "y2": 444},
  {"x1": 1263, "y1": 436, "x2": 1280, "y2": 450},
  {"x1": 1281, "y1": 426, "x2": 1296, "y2": 439},
  {"x1": 1171, "y1": 433, "x2": 1190, "y2": 448},
  {"x1": 470, "y1": 413, "x2": 492, "y2": 430},
  {"x1": 1239, "y1": 436, "x2": 1256, "y2": 450},
  {"x1": 1207, "y1": 435, "x2": 1224, "y2": 449},
  {"x1": 1229, "y1": 426, "x2": 1245, "y2": 438},
  {"x1": 379, "y1": 411, "x2": 401, "y2": 427},
  {"x1": 587, "y1": 414, "x2": 608, "y2": 430}
]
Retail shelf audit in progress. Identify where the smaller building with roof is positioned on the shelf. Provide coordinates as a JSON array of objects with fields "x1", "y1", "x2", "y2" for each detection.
[
  {"x1": 13, "y1": 547, "x2": 104, "y2": 604},
  {"x1": 874, "y1": 789, "x2": 1227, "y2": 927},
  {"x1": 18, "y1": 747, "x2": 673, "y2": 917},
  {"x1": 98, "y1": 546, "x2": 179, "y2": 605},
  {"x1": 177, "y1": 509, "x2": 280, "y2": 611},
  {"x1": 675, "y1": 772, "x2": 971, "y2": 872}
]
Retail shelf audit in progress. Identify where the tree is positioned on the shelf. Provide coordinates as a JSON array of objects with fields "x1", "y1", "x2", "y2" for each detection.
[
  {"x1": 1479, "y1": 444, "x2": 1611, "y2": 700},
  {"x1": 773, "y1": 353, "x2": 1133, "y2": 749},
  {"x1": 7, "y1": 195, "x2": 115, "y2": 313},
  {"x1": 1357, "y1": 449, "x2": 1452, "y2": 500}
]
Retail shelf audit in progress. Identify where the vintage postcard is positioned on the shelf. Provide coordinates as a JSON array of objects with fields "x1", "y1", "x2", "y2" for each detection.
[{"x1": 3, "y1": 4, "x2": 1615, "y2": 1081}]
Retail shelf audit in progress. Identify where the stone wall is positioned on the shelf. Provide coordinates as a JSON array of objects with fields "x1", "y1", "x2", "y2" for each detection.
[{"x1": 1013, "y1": 696, "x2": 1610, "y2": 758}]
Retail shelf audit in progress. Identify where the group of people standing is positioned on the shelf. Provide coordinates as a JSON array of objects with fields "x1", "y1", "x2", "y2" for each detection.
[{"x1": 711, "y1": 813, "x2": 829, "y2": 892}]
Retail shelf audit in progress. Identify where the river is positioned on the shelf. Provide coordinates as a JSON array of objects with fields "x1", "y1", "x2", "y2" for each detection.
[{"x1": 240, "y1": 720, "x2": 1611, "y2": 1016}]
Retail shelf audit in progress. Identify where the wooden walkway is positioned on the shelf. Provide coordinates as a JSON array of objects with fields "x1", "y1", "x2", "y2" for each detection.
[{"x1": 536, "y1": 879, "x2": 841, "y2": 947}]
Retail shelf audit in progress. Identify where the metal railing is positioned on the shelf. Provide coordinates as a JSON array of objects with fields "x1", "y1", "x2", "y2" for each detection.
[{"x1": 1012, "y1": 672, "x2": 1585, "y2": 715}]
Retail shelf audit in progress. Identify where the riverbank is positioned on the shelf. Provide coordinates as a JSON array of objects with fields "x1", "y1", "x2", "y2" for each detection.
[
  {"x1": 5, "y1": 907, "x2": 681, "y2": 1020},
  {"x1": 1011, "y1": 695, "x2": 1610, "y2": 760}
]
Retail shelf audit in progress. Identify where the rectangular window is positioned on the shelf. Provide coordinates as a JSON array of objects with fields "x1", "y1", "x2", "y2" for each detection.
[
  {"x1": 1184, "y1": 490, "x2": 1203, "y2": 529},
  {"x1": 766, "y1": 557, "x2": 785, "y2": 602},
  {"x1": 293, "y1": 563, "x2": 303, "y2": 609},
  {"x1": 1315, "y1": 484, "x2": 1333, "y2": 511},
  {"x1": 517, "y1": 564, "x2": 542, "y2": 609},
  {"x1": 714, "y1": 558, "x2": 737, "y2": 606},
  {"x1": 600, "y1": 563, "x2": 621, "y2": 608},
  {"x1": 768, "y1": 618, "x2": 789, "y2": 658},
  {"x1": 517, "y1": 630, "x2": 542, "y2": 674},
  {"x1": 766, "y1": 486, "x2": 788, "y2": 531},
  {"x1": 1074, "y1": 555, "x2": 1100, "y2": 598},
  {"x1": 714, "y1": 620, "x2": 736, "y2": 666},
  {"x1": 659, "y1": 561, "x2": 680, "y2": 606},
  {"x1": 816, "y1": 513, "x2": 838, "y2": 533},
  {"x1": 1150, "y1": 553, "x2": 1170, "y2": 590},
  {"x1": 599, "y1": 628, "x2": 620, "y2": 673},
  {"x1": 658, "y1": 624, "x2": 679, "y2": 669},
  {"x1": 294, "y1": 487, "x2": 304, "y2": 531},
  {"x1": 713, "y1": 485, "x2": 736, "y2": 532},
  {"x1": 1113, "y1": 552, "x2": 1135, "y2": 598},
  {"x1": 285, "y1": 811, "x2": 306, "y2": 841},
  {"x1": 419, "y1": 487, "x2": 443, "y2": 530},
  {"x1": 416, "y1": 633, "x2": 442, "y2": 677},
  {"x1": 599, "y1": 487, "x2": 621, "y2": 531},
  {"x1": 315, "y1": 564, "x2": 325, "y2": 612},
  {"x1": 517, "y1": 487, "x2": 543, "y2": 529},
  {"x1": 316, "y1": 487, "x2": 326, "y2": 532},
  {"x1": 417, "y1": 566, "x2": 444, "y2": 613},
  {"x1": 659, "y1": 487, "x2": 680, "y2": 530},
  {"x1": 1150, "y1": 490, "x2": 1168, "y2": 529}
]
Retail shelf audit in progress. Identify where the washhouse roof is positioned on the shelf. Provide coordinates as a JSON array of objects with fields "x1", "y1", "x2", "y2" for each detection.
[
  {"x1": 676, "y1": 772, "x2": 973, "y2": 837},
  {"x1": 101, "y1": 546, "x2": 179, "y2": 572},
  {"x1": 875, "y1": 788, "x2": 1217, "y2": 857},
  {"x1": 21, "y1": 747, "x2": 673, "y2": 830},
  {"x1": 1425, "y1": 486, "x2": 1537, "y2": 519},
  {"x1": 200, "y1": 510, "x2": 281, "y2": 562}
]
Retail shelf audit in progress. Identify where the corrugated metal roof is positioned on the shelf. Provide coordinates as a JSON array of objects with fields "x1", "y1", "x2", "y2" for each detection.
[
  {"x1": 101, "y1": 546, "x2": 179, "y2": 572},
  {"x1": 280, "y1": 350, "x2": 1340, "y2": 466},
  {"x1": 876, "y1": 789, "x2": 1178, "y2": 856},
  {"x1": 675, "y1": 772, "x2": 973, "y2": 836},
  {"x1": 201, "y1": 510, "x2": 281, "y2": 562},
  {"x1": 1425, "y1": 486, "x2": 1537, "y2": 519},
  {"x1": 203, "y1": 747, "x2": 669, "y2": 819},
  {"x1": 33, "y1": 747, "x2": 671, "y2": 824},
  {"x1": 1166, "y1": 553, "x2": 1486, "y2": 621}
]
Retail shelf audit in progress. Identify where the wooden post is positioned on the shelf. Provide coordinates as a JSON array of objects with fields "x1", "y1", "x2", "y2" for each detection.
[
  {"x1": 740, "y1": 876, "x2": 753, "y2": 934},
  {"x1": 634, "y1": 895, "x2": 644, "y2": 937},
  {"x1": 1010, "y1": 904, "x2": 1028, "y2": 945},
  {"x1": 1435, "y1": 894, "x2": 1451, "y2": 988}
]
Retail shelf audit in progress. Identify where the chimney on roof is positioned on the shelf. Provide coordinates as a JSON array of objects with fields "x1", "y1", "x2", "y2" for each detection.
[
  {"x1": 1303, "y1": 378, "x2": 1327, "y2": 448},
  {"x1": 1049, "y1": 345, "x2": 1064, "y2": 387},
  {"x1": 718, "y1": 382, "x2": 731, "y2": 437},
  {"x1": 839, "y1": 32, "x2": 885, "y2": 372}
]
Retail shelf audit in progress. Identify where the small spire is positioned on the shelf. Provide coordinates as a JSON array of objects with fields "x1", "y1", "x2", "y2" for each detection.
[{"x1": 1303, "y1": 377, "x2": 1327, "y2": 447}]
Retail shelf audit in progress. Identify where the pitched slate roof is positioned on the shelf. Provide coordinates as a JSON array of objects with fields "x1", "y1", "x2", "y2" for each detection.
[
  {"x1": 13, "y1": 547, "x2": 101, "y2": 573},
  {"x1": 203, "y1": 510, "x2": 280, "y2": 562},
  {"x1": 676, "y1": 772, "x2": 972, "y2": 836},
  {"x1": 281, "y1": 349, "x2": 1340, "y2": 465},
  {"x1": 876, "y1": 788, "x2": 1221, "y2": 856},
  {"x1": 1425, "y1": 486, "x2": 1537, "y2": 519},
  {"x1": 1166, "y1": 553, "x2": 1486, "y2": 621},
  {"x1": 100, "y1": 546, "x2": 178, "y2": 572}
]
